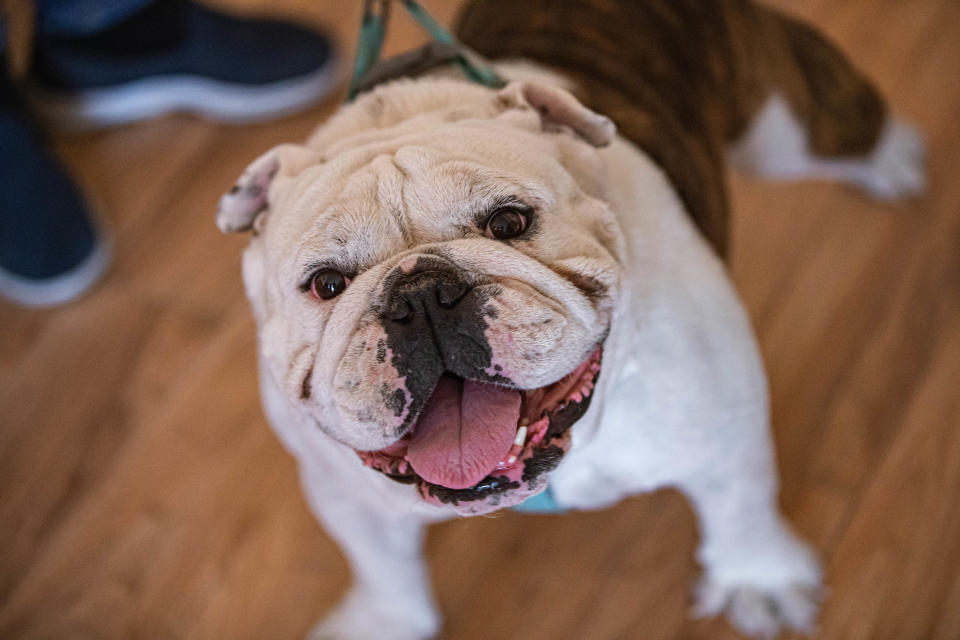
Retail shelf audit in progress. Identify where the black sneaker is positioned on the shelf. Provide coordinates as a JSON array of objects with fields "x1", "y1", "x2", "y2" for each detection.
[
  {"x1": 27, "y1": 0, "x2": 340, "y2": 131},
  {"x1": 0, "y1": 75, "x2": 110, "y2": 307}
]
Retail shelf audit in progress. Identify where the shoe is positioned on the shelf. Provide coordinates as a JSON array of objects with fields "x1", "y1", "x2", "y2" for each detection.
[
  {"x1": 27, "y1": 0, "x2": 340, "y2": 131},
  {"x1": 0, "y1": 75, "x2": 110, "y2": 307}
]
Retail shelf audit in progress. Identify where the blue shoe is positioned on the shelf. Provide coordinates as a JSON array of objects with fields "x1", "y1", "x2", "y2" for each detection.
[
  {"x1": 27, "y1": 0, "x2": 340, "y2": 131},
  {"x1": 0, "y1": 76, "x2": 110, "y2": 307}
]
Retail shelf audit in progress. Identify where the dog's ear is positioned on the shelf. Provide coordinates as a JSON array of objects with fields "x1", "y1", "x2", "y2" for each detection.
[
  {"x1": 216, "y1": 144, "x2": 320, "y2": 233},
  {"x1": 498, "y1": 81, "x2": 616, "y2": 147}
]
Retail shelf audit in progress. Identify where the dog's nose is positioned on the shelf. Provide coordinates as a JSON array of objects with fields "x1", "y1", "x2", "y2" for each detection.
[
  {"x1": 435, "y1": 279, "x2": 468, "y2": 308},
  {"x1": 382, "y1": 269, "x2": 471, "y2": 324}
]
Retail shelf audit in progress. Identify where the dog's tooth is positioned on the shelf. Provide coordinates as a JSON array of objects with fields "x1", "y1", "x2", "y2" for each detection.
[
  {"x1": 514, "y1": 425, "x2": 528, "y2": 447},
  {"x1": 506, "y1": 455, "x2": 517, "y2": 465}
]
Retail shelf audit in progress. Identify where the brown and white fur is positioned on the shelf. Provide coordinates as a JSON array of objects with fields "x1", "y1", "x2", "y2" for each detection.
[{"x1": 217, "y1": 1, "x2": 925, "y2": 638}]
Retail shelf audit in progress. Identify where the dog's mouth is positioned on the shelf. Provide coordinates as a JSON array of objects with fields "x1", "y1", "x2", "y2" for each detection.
[{"x1": 357, "y1": 345, "x2": 603, "y2": 514}]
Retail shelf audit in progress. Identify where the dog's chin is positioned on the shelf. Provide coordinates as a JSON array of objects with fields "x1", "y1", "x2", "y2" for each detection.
[{"x1": 356, "y1": 344, "x2": 604, "y2": 515}]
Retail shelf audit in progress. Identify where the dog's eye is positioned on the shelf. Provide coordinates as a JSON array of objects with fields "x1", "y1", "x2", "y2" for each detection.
[
  {"x1": 309, "y1": 269, "x2": 349, "y2": 300},
  {"x1": 485, "y1": 207, "x2": 528, "y2": 240}
]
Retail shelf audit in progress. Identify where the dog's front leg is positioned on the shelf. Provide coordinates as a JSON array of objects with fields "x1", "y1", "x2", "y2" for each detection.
[
  {"x1": 298, "y1": 465, "x2": 440, "y2": 640},
  {"x1": 680, "y1": 459, "x2": 822, "y2": 639}
]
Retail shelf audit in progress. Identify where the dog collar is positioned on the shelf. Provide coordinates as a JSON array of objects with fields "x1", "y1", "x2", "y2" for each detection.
[
  {"x1": 348, "y1": 0, "x2": 505, "y2": 101},
  {"x1": 511, "y1": 486, "x2": 566, "y2": 514}
]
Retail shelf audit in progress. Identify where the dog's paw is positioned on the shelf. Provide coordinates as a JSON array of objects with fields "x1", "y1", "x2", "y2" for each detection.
[
  {"x1": 693, "y1": 577, "x2": 823, "y2": 639},
  {"x1": 857, "y1": 117, "x2": 927, "y2": 200},
  {"x1": 308, "y1": 588, "x2": 440, "y2": 640},
  {"x1": 692, "y1": 532, "x2": 823, "y2": 639}
]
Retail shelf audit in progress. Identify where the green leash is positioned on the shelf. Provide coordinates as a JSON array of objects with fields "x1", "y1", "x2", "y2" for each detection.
[{"x1": 348, "y1": 0, "x2": 505, "y2": 101}]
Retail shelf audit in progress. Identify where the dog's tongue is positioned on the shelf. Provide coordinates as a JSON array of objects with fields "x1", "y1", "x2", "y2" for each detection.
[{"x1": 406, "y1": 376, "x2": 521, "y2": 490}]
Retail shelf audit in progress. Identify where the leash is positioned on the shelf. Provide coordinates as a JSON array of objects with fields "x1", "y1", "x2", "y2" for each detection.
[{"x1": 348, "y1": 0, "x2": 505, "y2": 100}]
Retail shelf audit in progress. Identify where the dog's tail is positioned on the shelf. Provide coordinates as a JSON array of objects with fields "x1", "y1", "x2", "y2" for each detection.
[{"x1": 456, "y1": 0, "x2": 886, "y2": 260}]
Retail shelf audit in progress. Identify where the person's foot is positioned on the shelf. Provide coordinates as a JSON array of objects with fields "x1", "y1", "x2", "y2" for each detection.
[
  {"x1": 0, "y1": 76, "x2": 110, "y2": 307},
  {"x1": 27, "y1": 0, "x2": 339, "y2": 131}
]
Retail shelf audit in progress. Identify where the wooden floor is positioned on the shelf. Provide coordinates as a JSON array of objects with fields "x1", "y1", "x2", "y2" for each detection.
[{"x1": 2, "y1": 1, "x2": 959, "y2": 638}]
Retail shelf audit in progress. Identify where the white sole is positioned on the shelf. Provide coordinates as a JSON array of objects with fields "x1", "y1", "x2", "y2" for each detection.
[
  {"x1": 0, "y1": 237, "x2": 112, "y2": 308},
  {"x1": 26, "y1": 57, "x2": 342, "y2": 132}
]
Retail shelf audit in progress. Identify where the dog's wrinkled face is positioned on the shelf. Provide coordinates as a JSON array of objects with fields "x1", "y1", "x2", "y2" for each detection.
[{"x1": 220, "y1": 79, "x2": 624, "y2": 514}]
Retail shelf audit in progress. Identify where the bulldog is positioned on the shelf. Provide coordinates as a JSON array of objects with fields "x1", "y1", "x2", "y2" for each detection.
[{"x1": 217, "y1": 1, "x2": 925, "y2": 638}]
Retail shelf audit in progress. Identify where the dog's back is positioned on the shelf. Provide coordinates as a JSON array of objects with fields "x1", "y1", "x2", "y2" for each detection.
[{"x1": 456, "y1": 0, "x2": 886, "y2": 259}]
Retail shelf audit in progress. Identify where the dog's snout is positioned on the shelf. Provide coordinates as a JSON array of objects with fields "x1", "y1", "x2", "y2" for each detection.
[
  {"x1": 435, "y1": 279, "x2": 468, "y2": 309},
  {"x1": 382, "y1": 269, "x2": 472, "y2": 325},
  {"x1": 385, "y1": 297, "x2": 414, "y2": 323}
]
